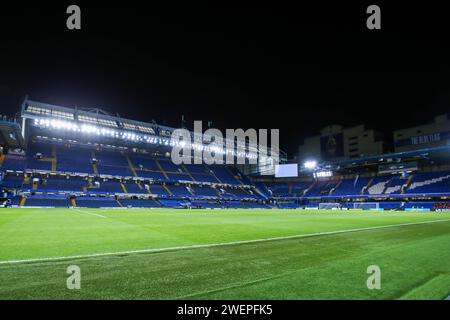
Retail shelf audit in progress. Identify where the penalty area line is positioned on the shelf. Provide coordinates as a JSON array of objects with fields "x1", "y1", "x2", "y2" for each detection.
[{"x1": 1, "y1": 218, "x2": 450, "y2": 266}]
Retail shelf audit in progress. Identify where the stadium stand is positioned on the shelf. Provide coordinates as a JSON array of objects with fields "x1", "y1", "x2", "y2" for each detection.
[
  {"x1": 265, "y1": 182, "x2": 290, "y2": 197},
  {"x1": 24, "y1": 195, "x2": 70, "y2": 207},
  {"x1": 209, "y1": 165, "x2": 241, "y2": 185},
  {"x1": 330, "y1": 177, "x2": 369, "y2": 196},
  {"x1": 4, "y1": 148, "x2": 450, "y2": 210},
  {"x1": 148, "y1": 184, "x2": 170, "y2": 196},
  {"x1": 76, "y1": 197, "x2": 120, "y2": 208},
  {"x1": 2, "y1": 99, "x2": 450, "y2": 211},
  {"x1": 191, "y1": 185, "x2": 219, "y2": 197},
  {"x1": 190, "y1": 199, "x2": 224, "y2": 209},
  {"x1": 121, "y1": 181, "x2": 148, "y2": 194},
  {"x1": 2, "y1": 154, "x2": 27, "y2": 171},
  {"x1": 406, "y1": 171, "x2": 450, "y2": 194},
  {"x1": 1, "y1": 174, "x2": 24, "y2": 188},
  {"x1": 166, "y1": 184, "x2": 193, "y2": 197},
  {"x1": 36, "y1": 176, "x2": 87, "y2": 192},
  {"x1": 57, "y1": 146, "x2": 94, "y2": 173},
  {"x1": 120, "y1": 198, "x2": 161, "y2": 208}
]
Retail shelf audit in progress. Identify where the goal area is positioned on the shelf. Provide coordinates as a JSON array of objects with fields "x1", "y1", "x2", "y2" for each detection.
[
  {"x1": 318, "y1": 203, "x2": 341, "y2": 210},
  {"x1": 351, "y1": 202, "x2": 380, "y2": 210},
  {"x1": 317, "y1": 202, "x2": 380, "y2": 210}
]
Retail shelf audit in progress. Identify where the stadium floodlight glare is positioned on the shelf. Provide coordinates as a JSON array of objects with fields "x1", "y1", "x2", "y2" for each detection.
[
  {"x1": 303, "y1": 160, "x2": 317, "y2": 170},
  {"x1": 32, "y1": 116, "x2": 260, "y2": 160}
]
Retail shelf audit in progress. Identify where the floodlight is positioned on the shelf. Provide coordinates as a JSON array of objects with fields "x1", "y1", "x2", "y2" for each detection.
[{"x1": 303, "y1": 160, "x2": 317, "y2": 169}]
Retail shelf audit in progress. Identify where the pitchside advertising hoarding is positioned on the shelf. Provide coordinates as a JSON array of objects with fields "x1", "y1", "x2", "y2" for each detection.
[{"x1": 320, "y1": 133, "x2": 344, "y2": 160}]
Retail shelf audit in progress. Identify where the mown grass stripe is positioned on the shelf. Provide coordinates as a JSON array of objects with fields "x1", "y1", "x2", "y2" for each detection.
[{"x1": 1, "y1": 218, "x2": 449, "y2": 266}]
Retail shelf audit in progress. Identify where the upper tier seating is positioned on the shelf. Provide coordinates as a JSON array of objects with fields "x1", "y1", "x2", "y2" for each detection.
[
  {"x1": 6, "y1": 142, "x2": 450, "y2": 204},
  {"x1": 209, "y1": 165, "x2": 241, "y2": 185},
  {"x1": 291, "y1": 181, "x2": 313, "y2": 196},
  {"x1": 2, "y1": 154, "x2": 52, "y2": 172},
  {"x1": 94, "y1": 150, "x2": 128, "y2": 167},
  {"x1": 25, "y1": 144, "x2": 53, "y2": 171},
  {"x1": 227, "y1": 188, "x2": 255, "y2": 198},
  {"x1": 189, "y1": 173, "x2": 218, "y2": 183},
  {"x1": 265, "y1": 182, "x2": 290, "y2": 197},
  {"x1": 265, "y1": 181, "x2": 312, "y2": 197},
  {"x1": 183, "y1": 164, "x2": 209, "y2": 174},
  {"x1": 37, "y1": 176, "x2": 87, "y2": 191},
  {"x1": 383, "y1": 176, "x2": 406, "y2": 194},
  {"x1": 57, "y1": 147, "x2": 93, "y2": 173},
  {"x1": 331, "y1": 177, "x2": 369, "y2": 196},
  {"x1": 97, "y1": 165, "x2": 133, "y2": 176},
  {"x1": 167, "y1": 185, "x2": 193, "y2": 197},
  {"x1": 133, "y1": 169, "x2": 166, "y2": 180},
  {"x1": 406, "y1": 171, "x2": 450, "y2": 194},
  {"x1": 94, "y1": 180, "x2": 124, "y2": 193},
  {"x1": 366, "y1": 176, "x2": 391, "y2": 195},
  {"x1": 191, "y1": 185, "x2": 219, "y2": 197},
  {"x1": 166, "y1": 173, "x2": 192, "y2": 182},
  {"x1": 148, "y1": 184, "x2": 170, "y2": 196},
  {"x1": 158, "y1": 159, "x2": 184, "y2": 172},
  {"x1": 1, "y1": 143, "x2": 251, "y2": 190},
  {"x1": 129, "y1": 156, "x2": 160, "y2": 171},
  {"x1": 306, "y1": 180, "x2": 340, "y2": 197},
  {"x1": 122, "y1": 181, "x2": 148, "y2": 194},
  {"x1": 25, "y1": 157, "x2": 52, "y2": 171},
  {"x1": 252, "y1": 181, "x2": 271, "y2": 198}
]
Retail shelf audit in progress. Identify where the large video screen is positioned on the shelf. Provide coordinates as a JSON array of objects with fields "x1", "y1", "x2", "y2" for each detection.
[{"x1": 274, "y1": 163, "x2": 298, "y2": 178}]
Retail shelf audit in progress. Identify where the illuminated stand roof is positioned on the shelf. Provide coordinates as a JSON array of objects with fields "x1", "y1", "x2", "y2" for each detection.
[{"x1": 20, "y1": 98, "x2": 286, "y2": 175}]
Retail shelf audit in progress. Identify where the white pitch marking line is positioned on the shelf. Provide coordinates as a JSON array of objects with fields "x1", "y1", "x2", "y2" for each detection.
[
  {"x1": 1, "y1": 218, "x2": 450, "y2": 266},
  {"x1": 71, "y1": 208, "x2": 107, "y2": 218}
]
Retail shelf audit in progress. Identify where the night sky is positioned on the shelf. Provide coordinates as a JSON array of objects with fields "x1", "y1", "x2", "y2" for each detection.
[{"x1": 1, "y1": 2, "x2": 450, "y2": 156}]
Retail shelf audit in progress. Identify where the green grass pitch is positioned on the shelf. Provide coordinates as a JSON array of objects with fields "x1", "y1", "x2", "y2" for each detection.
[{"x1": 0, "y1": 208, "x2": 449, "y2": 300}]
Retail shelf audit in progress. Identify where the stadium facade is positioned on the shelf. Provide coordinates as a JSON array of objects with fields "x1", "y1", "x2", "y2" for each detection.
[
  {"x1": 298, "y1": 124, "x2": 385, "y2": 162},
  {"x1": 1, "y1": 98, "x2": 450, "y2": 211},
  {"x1": 394, "y1": 114, "x2": 450, "y2": 152}
]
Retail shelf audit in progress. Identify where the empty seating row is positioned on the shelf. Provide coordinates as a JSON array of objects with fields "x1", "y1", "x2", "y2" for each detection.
[
  {"x1": 120, "y1": 199, "x2": 161, "y2": 208},
  {"x1": 1, "y1": 142, "x2": 251, "y2": 188},
  {"x1": 75, "y1": 197, "x2": 120, "y2": 208},
  {"x1": 24, "y1": 195, "x2": 71, "y2": 207}
]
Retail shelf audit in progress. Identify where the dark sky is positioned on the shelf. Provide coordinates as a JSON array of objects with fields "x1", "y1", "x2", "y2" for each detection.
[{"x1": 1, "y1": 2, "x2": 450, "y2": 156}]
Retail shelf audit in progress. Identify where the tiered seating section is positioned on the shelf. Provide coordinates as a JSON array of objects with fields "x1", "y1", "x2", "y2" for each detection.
[
  {"x1": 0, "y1": 142, "x2": 265, "y2": 209},
  {"x1": 261, "y1": 171, "x2": 450, "y2": 198},
  {"x1": 2, "y1": 142, "x2": 450, "y2": 210}
]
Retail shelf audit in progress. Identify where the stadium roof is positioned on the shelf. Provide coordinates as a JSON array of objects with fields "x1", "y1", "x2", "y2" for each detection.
[
  {"x1": 20, "y1": 98, "x2": 287, "y2": 169},
  {"x1": 21, "y1": 98, "x2": 175, "y2": 137}
]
